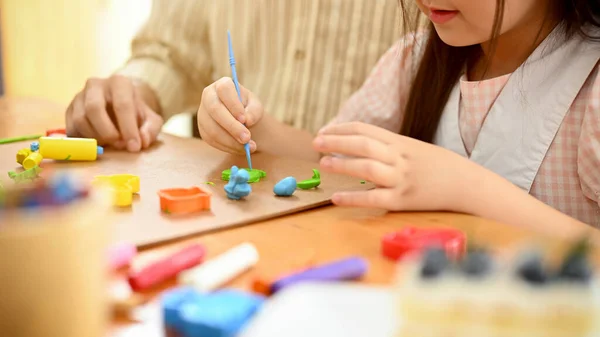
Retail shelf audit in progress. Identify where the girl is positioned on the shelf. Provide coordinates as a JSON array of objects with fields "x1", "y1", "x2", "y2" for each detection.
[{"x1": 197, "y1": 0, "x2": 600, "y2": 236}]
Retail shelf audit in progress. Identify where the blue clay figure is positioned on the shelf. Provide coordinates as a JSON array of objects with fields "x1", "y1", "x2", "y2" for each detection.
[
  {"x1": 224, "y1": 166, "x2": 251, "y2": 200},
  {"x1": 30, "y1": 141, "x2": 39, "y2": 152},
  {"x1": 273, "y1": 177, "x2": 297, "y2": 197}
]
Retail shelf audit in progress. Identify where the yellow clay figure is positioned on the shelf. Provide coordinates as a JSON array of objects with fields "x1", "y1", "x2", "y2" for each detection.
[
  {"x1": 16, "y1": 148, "x2": 32, "y2": 165},
  {"x1": 22, "y1": 153, "x2": 43, "y2": 170}
]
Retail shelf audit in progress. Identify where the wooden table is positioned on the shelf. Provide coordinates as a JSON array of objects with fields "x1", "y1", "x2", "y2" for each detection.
[{"x1": 1, "y1": 97, "x2": 596, "y2": 337}]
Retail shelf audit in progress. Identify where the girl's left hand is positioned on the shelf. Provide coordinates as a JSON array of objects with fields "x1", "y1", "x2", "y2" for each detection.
[{"x1": 313, "y1": 122, "x2": 479, "y2": 213}]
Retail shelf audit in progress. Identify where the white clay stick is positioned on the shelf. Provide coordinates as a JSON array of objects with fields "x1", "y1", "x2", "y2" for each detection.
[{"x1": 178, "y1": 242, "x2": 259, "y2": 292}]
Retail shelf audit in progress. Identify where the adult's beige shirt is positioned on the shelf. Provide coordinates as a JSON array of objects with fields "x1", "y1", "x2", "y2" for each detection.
[{"x1": 117, "y1": 0, "x2": 401, "y2": 133}]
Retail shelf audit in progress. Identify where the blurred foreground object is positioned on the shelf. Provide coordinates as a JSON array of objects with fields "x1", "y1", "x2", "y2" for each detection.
[{"x1": 0, "y1": 172, "x2": 112, "y2": 337}]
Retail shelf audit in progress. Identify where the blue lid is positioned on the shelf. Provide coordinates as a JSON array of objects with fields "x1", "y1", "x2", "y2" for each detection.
[
  {"x1": 97, "y1": 146, "x2": 104, "y2": 155},
  {"x1": 30, "y1": 141, "x2": 40, "y2": 152}
]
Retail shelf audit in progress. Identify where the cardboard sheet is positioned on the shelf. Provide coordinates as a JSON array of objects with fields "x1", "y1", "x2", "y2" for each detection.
[{"x1": 0, "y1": 134, "x2": 369, "y2": 247}]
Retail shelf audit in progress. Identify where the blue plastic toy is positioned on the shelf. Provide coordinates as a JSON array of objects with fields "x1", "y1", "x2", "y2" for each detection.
[
  {"x1": 30, "y1": 141, "x2": 39, "y2": 152},
  {"x1": 273, "y1": 177, "x2": 297, "y2": 197},
  {"x1": 162, "y1": 287, "x2": 203, "y2": 332},
  {"x1": 224, "y1": 166, "x2": 251, "y2": 200},
  {"x1": 161, "y1": 287, "x2": 265, "y2": 337}
]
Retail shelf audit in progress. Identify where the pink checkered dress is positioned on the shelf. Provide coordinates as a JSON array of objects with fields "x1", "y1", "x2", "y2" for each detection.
[{"x1": 328, "y1": 36, "x2": 600, "y2": 226}]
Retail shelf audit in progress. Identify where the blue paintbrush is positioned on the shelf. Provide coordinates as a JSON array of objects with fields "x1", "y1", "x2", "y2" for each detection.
[{"x1": 227, "y1": 30, "x2": 253, "y2": 170}]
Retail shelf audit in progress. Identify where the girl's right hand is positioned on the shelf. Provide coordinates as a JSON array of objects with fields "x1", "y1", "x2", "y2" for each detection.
[{"x1": 197, "y1": 77, "x2": 263, "y2": 154}]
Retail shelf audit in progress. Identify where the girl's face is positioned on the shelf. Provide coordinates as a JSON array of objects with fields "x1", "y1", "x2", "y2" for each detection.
[{"x1": 414, "y1": 0, "x2": 552, "y2": 47}]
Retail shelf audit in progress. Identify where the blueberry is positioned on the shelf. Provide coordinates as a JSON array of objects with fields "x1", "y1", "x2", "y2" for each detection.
[
  {"x1": 460, "y1": 250, "x2": 492, "y2": 277},
  {"x1": 558, "y1": 255, "x2": 592, "y2": 283},
  {"x1": 420, "y1": 247, "x2": 449, "y2": 279},
  {"x1": 516, "y1": 252, "x2": 548, "y2": 285}
]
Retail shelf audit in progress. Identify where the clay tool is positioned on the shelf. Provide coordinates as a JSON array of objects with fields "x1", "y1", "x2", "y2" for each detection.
[
  {"x1": 0, "y1": 134, "x2": 42, "y2": 145},
  {"x1": 270, "y1": 256, "x2": 368, "y2": 294},
  {"x1": 179, "y1": 242, "x2": 259, "y2": 292},
  {"x1": 128, "y1": 244, "x2": 205, "y2": 291},
  {"x1": 227, "y1": 30, "x2": 253, "y2": 170}
]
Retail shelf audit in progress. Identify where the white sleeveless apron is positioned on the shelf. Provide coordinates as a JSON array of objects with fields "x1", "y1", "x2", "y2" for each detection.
[{"x1": 433, "y1": 26, "x2": 600, "y2": 193}]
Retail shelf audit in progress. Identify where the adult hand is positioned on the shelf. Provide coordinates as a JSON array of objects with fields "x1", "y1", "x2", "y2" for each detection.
[{"x1": 65, "y1": 75, "x2": 164, "y2": 151}]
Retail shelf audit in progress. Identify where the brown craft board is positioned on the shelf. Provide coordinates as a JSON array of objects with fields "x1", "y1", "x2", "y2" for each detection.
[{"x1": 0, "y1": 134, "x2": 370, "y2": 247}]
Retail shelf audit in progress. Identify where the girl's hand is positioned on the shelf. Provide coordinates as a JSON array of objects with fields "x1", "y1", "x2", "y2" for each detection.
[
  {"x1": 313, "y1": 122, "x2": 479, "y2": 213},
  {"x1": 197, "y1": 77, "x2": 263, "y2": 154}
]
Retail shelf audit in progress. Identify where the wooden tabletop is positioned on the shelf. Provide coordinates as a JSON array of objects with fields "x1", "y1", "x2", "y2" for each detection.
[{"x1": 1, "y1": 97, "x2": 597, "y2": 337}]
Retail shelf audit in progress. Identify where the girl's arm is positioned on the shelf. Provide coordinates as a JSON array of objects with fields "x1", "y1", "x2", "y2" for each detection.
[
  {"x1": 249, "y1": 113, "x2": 320, "y2": 162},
  {"x1": 459, "y1": 163, "x2": 592, "y2": 240}
]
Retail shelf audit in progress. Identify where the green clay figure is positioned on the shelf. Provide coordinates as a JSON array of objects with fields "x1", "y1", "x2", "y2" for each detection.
[
  {"x1": 8, "y1": 166, "x2": 43, "y2": 183},
  {"x1": 297, "y1": 169, "x2": 321, "y2": 189},
  {"x1": 221, "y1": 168, "x2": 266, "y2": 183}
]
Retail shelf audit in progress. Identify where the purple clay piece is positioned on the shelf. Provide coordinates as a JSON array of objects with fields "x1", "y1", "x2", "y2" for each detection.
[{"x1": 270, "y1": 256, "x2": 368, "y2": 294}]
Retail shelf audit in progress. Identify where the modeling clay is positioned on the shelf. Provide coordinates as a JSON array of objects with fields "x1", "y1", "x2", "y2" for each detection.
[
  {"x1": 46, "y1": 128, "x2": 66, "y2": 136},
  {"x1": 273, "y1": 177, "x2": 297, "y2": 196},
  {"x1": 270, "y1": 256, "x2": 368, "y2": 294},
  {"x1": 128, "y1": 244, "x2": 205, "y2": 292},
  {"x1": 221, "y1": 168, "x2": 266, "y2": 183},
  {"x1": 180, "y1": 242, "x2": 259, "y2": 292},
  {"x1": 30, "y1": 141, "x2": 39, "y2": 152},
  {"x1": 38, "y1": 136, "x2": 103, "y2": 161},
  {"x1": 8, "y1": 166, "x2": 42, "y2": 183},
  {"x1": 0, "y1": 134, "x2": 42, "y2": 145},
  {"x1": 360, "y1": 180, "x2": 366, "y2": 184},
  {"x1": 16, "y1": 148, "x2": 31, "y2": 164},
  {"x1": 158, "y1": 187, "x2": 211, "y2": 214},
  {"x1": 297, "y1": 169, "x2": 321, "y2": 189},
  {"x1": 178, "y1": 289, "x2": 265, "y2": 337},
  {"x1": 22, "y1": 152, "x2": 43, "y2": 170},
  {"x1": 92, "y1": 174, "x2": 140, "y2": 207},
  {"x1": 204, "y1": 182, "x2": 215, "y2": 186},
  {"x1": 224, "y1": 166, "x2": 251, "y2": 200},
  {"x1": 382, "y1": 227, "x2": 467, "y2": 262}
]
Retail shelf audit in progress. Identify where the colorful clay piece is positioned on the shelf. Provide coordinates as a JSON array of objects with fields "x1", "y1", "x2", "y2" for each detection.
[
  {"x1": 221, "y1": 168, "x2": 266, "y2": 183},
  {"x1": 30, "y1": 141, "x2": 39, "y2": 152},
  {"x1": 158, "y1": 187, "x2": 211, "y2": 214},
  {"x1": 22, "y1": 152, "x2": 43, "y2": 170},
  {"x1": 38, "y1": 136, "x2": 103, "y2": 161},
  {"x1": 381, "y1": 227, "x2": 467, "y2": 262},
  {"x1": 178, "y1": 289, "x2": 265, "y2": 337},
  {"x1": 108, "y1": 242, "x2": 138, "y2": 270},
  {"x1": 92, "y1": 174, "x2": 140, "y2": 207},
  {"x1": 8, "y1": 166, "x2": 42, "y2": 183},
  {"x1": 270, "y1": 256, "x2": 368, "y2": 294},
  {"x1": 273, "y1": 177, "x2": 297, "y2": 196},
  {"x1": 0, "y1": 134, "x2": 42, "y2": 145},
  {"x1": 128, "y1": 244, "x2": 205, "y2": 292},
  {"x1": 46, "y1": 128, "x2": 67, "y2": 137},
  {"x1": 224, "y1": 166, "x2": 251, "y2": 200},
  {"x1": 16, "y1": 148, "x2": 32, "y2": 165},
  {"x1": 360, "y1": 180, "x2": 366, "y2": 184},
  {"x1": 297, "y1": 169, "x2": 321, "y2": 189},
  {"x1": 204, "y1": 182, "x2": 215, "y2": 186}
]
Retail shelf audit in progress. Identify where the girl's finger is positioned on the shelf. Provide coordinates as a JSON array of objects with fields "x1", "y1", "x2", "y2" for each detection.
[
  {"x1": 319, "y1": 121, "x2": 400, "y2": 145},
  {"x1": 313, "y1": 135, "x2": 396, "y2": 165},
  {"x1": 198, "y1": 114, "x2": 251, "y2": 154},
  {"x1": 215, "y1": 77, "x2": 247, "y2": 124},
  {"x1": 331, "y1": 188, "x2": 399, "y2": 210},
  {"x1": 320, "y1": 156, "x2": 398, "y2": 188},
  {"x1": 204, "y1": 89, "x2": 251, "y2": 145}
]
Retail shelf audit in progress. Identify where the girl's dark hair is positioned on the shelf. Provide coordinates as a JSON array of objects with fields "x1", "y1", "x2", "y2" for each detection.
[{"x1": 398, "y1": 0, "x2": 600, "y2": 143}]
